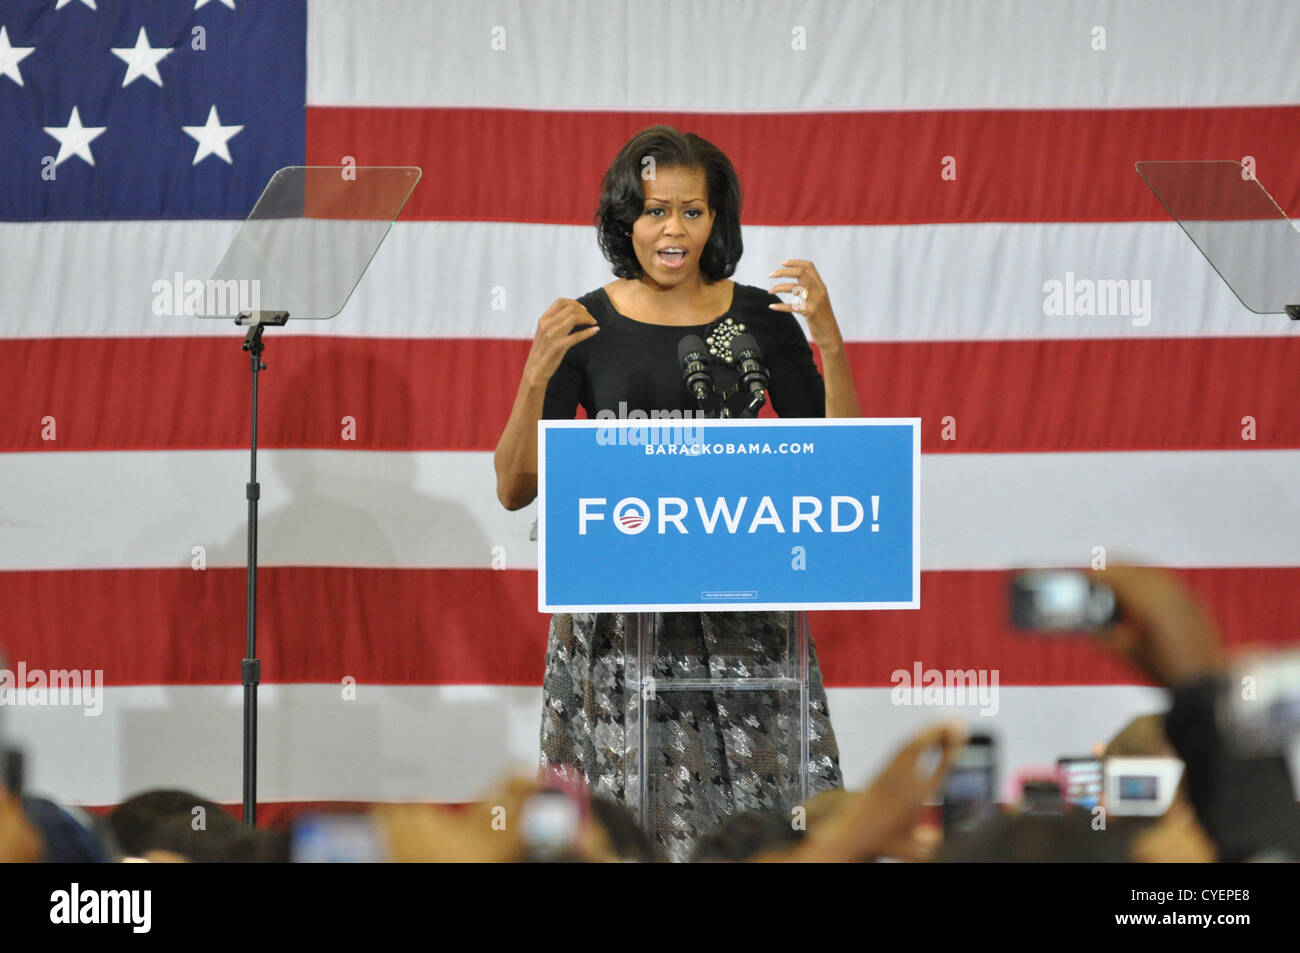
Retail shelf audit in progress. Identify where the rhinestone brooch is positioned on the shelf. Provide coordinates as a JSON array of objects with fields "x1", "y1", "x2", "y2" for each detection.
[{"x1": 705, "y1": 317, "x2": 746, "y2": 363}]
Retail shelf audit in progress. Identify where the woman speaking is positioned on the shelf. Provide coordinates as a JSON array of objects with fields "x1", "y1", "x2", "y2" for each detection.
[{"x1": 494, "y1": 125, "x2": 861, "y2": 860}]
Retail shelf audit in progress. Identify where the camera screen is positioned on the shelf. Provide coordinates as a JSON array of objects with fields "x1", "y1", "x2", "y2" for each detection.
[
  {"x1": 1031, "y1": 574, "x2": 1090, "y2": 625},
  {"x1": 1118, "y1": 775, "x2": 1159, "y2": 800},
  {"x1": 945, "y1": 766, "x2": 991, "y2": 799},
  {"x1": 1059, "y1": 758, "x2": 1102, "y2": 808}
]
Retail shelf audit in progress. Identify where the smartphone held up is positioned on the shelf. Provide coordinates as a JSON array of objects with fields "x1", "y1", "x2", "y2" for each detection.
[{"x1": 1009, "y1": 570, "x2": 1119, "y2": 634}]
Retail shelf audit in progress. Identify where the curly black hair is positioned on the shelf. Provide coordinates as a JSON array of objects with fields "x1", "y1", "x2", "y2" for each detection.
[{"x1": 594, "y1": 125, "x2": 743, "y2": 281}]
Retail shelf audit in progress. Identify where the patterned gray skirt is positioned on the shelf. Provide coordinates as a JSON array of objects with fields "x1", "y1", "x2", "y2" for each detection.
[{"x1": 539, "y1": 610, "x2": 843, "y2": 862}]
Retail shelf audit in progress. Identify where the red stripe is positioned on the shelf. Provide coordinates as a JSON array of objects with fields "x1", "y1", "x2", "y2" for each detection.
[
  {"x1": 0, "y1": 336, "x2": 528, "y2": 453},
  {"x1": 2, "y1": 566, "x2": 1294, "y2": 688},
  {"x1": 305, "y1": 105, "x2": 1300, "y2": 226},
  {"x1": 847, "y1": 336, "x2": 1298, "y2": 453},
  {"x1": 5, "y1": 335, "x2": 1298, "y2": 453}
]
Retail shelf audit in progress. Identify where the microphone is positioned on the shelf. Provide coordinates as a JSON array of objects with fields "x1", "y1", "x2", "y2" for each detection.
[
  {"x1": 731, "y1": 332, "x2": 769, "y2": 404},
  {"x1": 678, "y1": 334, "x2": 714, "y2": 404}
]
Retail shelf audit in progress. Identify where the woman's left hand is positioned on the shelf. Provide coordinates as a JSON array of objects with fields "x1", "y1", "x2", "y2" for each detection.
[{"x1": 769, "y1": 259, "x2": 845, "y2": 354}]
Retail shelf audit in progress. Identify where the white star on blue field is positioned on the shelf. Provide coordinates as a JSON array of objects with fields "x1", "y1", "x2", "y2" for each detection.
[{"x1": 0, "y1": 0, "x2": 305, "y2": 220}]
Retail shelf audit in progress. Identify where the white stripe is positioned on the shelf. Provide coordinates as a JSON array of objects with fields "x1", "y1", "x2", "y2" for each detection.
[
  {"x1": 306, "y1": 0, "x2": 1300, "y2": 110},
  {"x1": 6, "y1": 448, "x2": 1299, "y2": 571},
  {"x1": 2, "y1": 220, "x2": 1288, "y2": 340},
  {"x1": 6, "y1": 682, "x2": 1174, "y2": 806},
  {"x1": 828, "y1": 685, "x2": 1175, "y2": 795},
  {"x1": 1, "y1": 449, "x2": 535, "y2": 572}
]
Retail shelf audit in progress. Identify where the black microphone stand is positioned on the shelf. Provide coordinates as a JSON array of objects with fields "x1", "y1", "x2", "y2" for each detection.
[{"x1": 730, "y1": 332, "x2": 769, "y2": 419}]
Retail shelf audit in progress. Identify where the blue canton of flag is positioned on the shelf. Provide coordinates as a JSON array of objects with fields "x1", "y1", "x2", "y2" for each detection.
[{"x1": 0, "y1": 0, "x2": 305, "y2": 221}]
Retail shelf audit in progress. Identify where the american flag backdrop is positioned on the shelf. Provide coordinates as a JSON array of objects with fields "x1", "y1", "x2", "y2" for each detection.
[{"x1": 2, "y1": 0, "x2": 1299, "y2": 821}]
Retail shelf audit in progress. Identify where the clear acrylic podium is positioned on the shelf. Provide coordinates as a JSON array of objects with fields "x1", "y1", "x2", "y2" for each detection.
[
  {"x1": 621, "y1": 609, "x2": 811, "y2": 851},
  {"x1": 538, "y1": 417, "x2": 919, "y2": 858},
  {"x1": 1136, "y1": 159, "x2": 1300, "y2": 317}
]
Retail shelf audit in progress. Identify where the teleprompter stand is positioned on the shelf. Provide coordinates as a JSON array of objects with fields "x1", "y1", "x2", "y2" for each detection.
[
  {"x1": 198, "y1": 167, "x2": 421, "y2": 825},
  {"x1": 234, "y1": 309, "x2": 285, "y2": 828}
]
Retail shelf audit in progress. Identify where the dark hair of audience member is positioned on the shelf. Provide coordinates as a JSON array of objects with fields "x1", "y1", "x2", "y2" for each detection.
[
  {"x1": 691, "y1": 808, "x2": 804, "y2": 862},
  {"x1": 108, "y1": 789, "x2": 286, "y2": 862},
  {"x1": 935, "y1": 808, "x2": 1147, "y2": 863},
  {"x1": 589, "y1": 795, "x2": 662, "y2": 863}
]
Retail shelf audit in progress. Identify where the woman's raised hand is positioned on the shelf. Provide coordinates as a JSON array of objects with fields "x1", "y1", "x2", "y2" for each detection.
[
  {"x1": 523, "y1": 298, "x2": 600, "y2": 389},
  {"x1": 769, "y1": 259, "x2": 845, "y2": 355}
]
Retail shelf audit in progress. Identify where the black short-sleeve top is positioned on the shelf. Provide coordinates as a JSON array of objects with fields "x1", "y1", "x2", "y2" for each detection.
[{"x1": 542, "y1": 282, "x2": 826, "y2": 420}]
